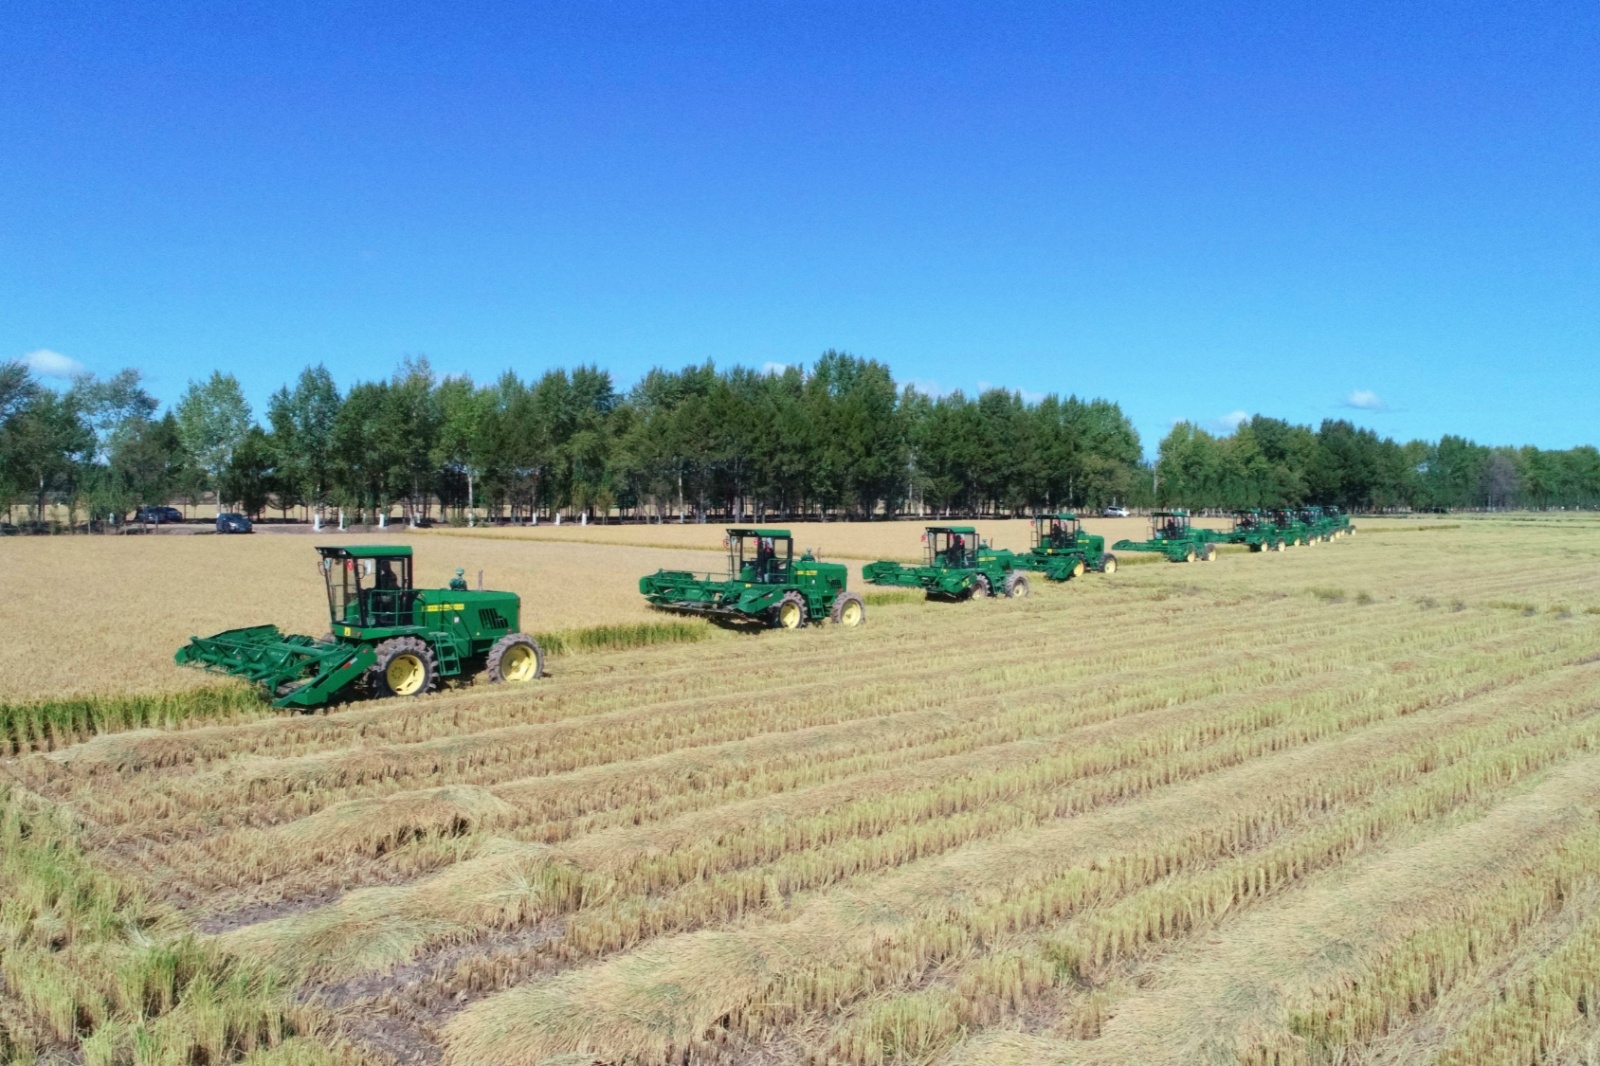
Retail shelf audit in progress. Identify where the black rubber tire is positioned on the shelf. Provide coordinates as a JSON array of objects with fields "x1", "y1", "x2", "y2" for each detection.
[
  {"x1": 1201, "y1": 544, "x2": 1216, "y2": 562},
  {"x1": 1004, "y1": 573, "x2": 1030, "y2": 599},
  {"x1": 370, "y1": 636, "x2": 437, "y2": 699},
  {"x1": 1100, "y1": 554, "x2": 1118, "y2": 574},
  {"x1": 1182, "y1": 548, "x2": 1196, "y2": 564},
  {"x1": 771, "y1": 591, "x2": 808, "y2": 629},
  {"x1": 829, "y1": 591, "x2": 866, "y2": 627},
  {"x1": 486, "y1": 632, "x2": 545, "y2": 683},
  {"x1": 969, "y1": 574, "x2": 992, "y2": 599}
]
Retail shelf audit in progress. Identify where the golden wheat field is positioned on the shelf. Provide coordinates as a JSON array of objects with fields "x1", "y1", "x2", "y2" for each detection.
[{"x1": 4, "y1": 513, "x2": 1600, "y2": 1066}]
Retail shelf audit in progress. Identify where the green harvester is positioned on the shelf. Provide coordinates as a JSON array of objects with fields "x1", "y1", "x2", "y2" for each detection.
[
  {"x1": 862, "y1": 526, "x2": 1029, "y2": 600},
  {"x1": 1268, "y1": 508, "x2": 1315, "y2": 547},
  {"x1": 1010, "y1": 513, "x2": 1118, "y2": 581},
  {"x1": 1111, "y1": 511, "x2": 1218, "y2": 563},
  {"x1": 1210, "y1": 510, "x2": 1286, "y2": 553},
  {"x1": 175, "y1": 546, "x2": 545, "y2": 709},
  {"x1": 638, "y1": 528, "x2": 865, "y2": 629}
]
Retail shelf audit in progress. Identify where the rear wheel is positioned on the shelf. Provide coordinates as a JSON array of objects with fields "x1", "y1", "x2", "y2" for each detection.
[
  {"x1": 486, "y1": 633, "x2": 544, "y2": 683},
  {"x1": 1004, "y1": 573, "x2": 1030, "y2": 599},
  {"x1": 1100, "y1": 554, "x2": 1117, "y2": 574},
  {"x1": 970, "y1": 574, "x2": 992, "y2": 599},
  {"x1": 371, "y1": 637, "x2": 437, "y2": 699},
  {"x1": 773, "y1": 591, "x2": 807, "y2": 629},
  {"x1": 1201, "y1": 545, "x2": 1216, "y2": 562},
  {"x1": 1273, "y1": 539, "x2": 1285, "y2": 552},
  {"x1": 830, "y1": 591, "x2": 866, "y2": 627}
]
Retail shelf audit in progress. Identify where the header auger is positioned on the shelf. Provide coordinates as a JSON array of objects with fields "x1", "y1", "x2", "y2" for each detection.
[
  {"x1": 862, "y1": 526, "x2": 1029, "y2": 600},
  {"x1": 639, "y1": 528, "x2": 865, "y2": 629},
  {"x1": 176, "y1": 546, "x2": 544, "y2": 709}
]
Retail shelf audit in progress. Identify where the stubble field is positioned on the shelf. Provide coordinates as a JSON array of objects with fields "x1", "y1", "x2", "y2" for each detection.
[{"x1": 3, "y1": 514, "x2": 1600, "y2": 1066}]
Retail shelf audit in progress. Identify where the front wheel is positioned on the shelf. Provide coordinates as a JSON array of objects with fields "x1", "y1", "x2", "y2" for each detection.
[
  {"x1": 1004, "y1": 573, "x2": 1030, "y2": 599},
  {"x1": 1201, "y1": 545, "x2": 1216, "y2": 562},
  {"x1": 1100, "y1": 554, "x2": 1118, "y2": 575},
  {"x1": 1182, "y1": 548, "x2": 1197, "y2": 564},
  {"x1": 772, "y1": 591, "x2": 808, "y2": 629},
  {"x1": 830, "y1": 591, "x2": 866, "y2": 627},
  {"x1": 371, "y1": 636, "x2": 437, "y2": 699},
  {"x1": 486, "y1": 633, "x2": 544, "y2": 683},
  {"x1": 1070, "y1": 559, "x2": 1086, "y2": 579},
  {"x1": 969, "y1": 574, "x2": 992, "y2": 599}
]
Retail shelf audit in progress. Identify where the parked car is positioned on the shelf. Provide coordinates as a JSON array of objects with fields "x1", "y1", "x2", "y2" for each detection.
[
  {"x1": 216, "y1": 512, "x2": 254, "y2": 534},
  {"x1": 134, "y1": 506, "x2": 184, "y2": 524},
  {"x1": 1102, "y1": 506, "x2": 1130, "y2": 518}
]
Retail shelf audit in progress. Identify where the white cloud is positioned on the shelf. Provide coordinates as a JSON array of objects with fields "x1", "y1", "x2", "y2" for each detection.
[
  {"x1": 1199, "y1": 409, "x2": 1249, "y2": 433},
  {"x1": 1343, "y1": 389, "x2": 1387, "y2": 411},
  {"x1": 761, "y1": 361, "x2": 792, "y2": 376},
  {"x1": 905, "y1": 378, "x2": 951, "y2": 398},
  {"x1": 23, "y1": 348, "x2": 85, "y2": 379}
]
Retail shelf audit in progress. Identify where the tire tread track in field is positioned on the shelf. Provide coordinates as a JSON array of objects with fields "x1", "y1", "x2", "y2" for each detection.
[{"x1": 6, "y1": 517, "x2": 1600, "y2": 1066}]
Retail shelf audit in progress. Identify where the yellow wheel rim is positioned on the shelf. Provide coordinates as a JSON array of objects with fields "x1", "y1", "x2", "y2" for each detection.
[
  {"x1": 1072, "y1": 561, "x2": 1085, "y2": 578},
  {"x1": 501, "y1": 643, "x2": 538, "y2": 682},
  {"x1": 1104, "y1": 558, "x2": 1116, "y2": 574},
  {"x1": 779, "y1": 601, "x2": 802, "y2": 628},
  {"x1": 840, "y1": 600, "x2": 863, "y2": 627},
  {"x1": 1185, "y1": 550, "x2": 1196, "y2": 563},
  {"x1": 1014, "y1": 580, "x2": 1029, "y2": 598},
  {"x1": 386, "y1": 653, "x2": 425, "y2": 696}
]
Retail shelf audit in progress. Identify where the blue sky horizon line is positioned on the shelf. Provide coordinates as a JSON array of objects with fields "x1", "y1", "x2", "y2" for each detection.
[{"x1": 5, "y1": 2, "x2": 1595, "y2": 458}]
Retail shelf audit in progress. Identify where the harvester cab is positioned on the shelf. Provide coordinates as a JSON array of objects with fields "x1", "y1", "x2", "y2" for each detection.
[
  {"x1": 732, "y1": 531, "x2": 793, "y2": 585},
  {"x1": 638, "y1": 528, "x2": 864, "y2": 630},
  {"x1": 176, "y1": 545, "x2": 545, "y2": 710},
  {"x1": 926, "y1": 527, "x2": 980, "y2": 569}
]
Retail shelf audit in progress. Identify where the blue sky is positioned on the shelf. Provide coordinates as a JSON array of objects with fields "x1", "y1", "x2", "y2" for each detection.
[{"x1": 3, "y1": 1, "x2": 1596, "y2": 456}]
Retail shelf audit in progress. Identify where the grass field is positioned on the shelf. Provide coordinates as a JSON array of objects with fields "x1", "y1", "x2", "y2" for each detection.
[{"x1": 3, "y1": 513, "x2": 1600, "y2": 1065}]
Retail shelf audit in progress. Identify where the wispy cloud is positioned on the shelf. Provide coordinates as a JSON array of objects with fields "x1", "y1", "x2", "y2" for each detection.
[
  {"x1": 1342, "y1": 389, "x2": 1388, "y2": 412},
  {"x1": 761, "y1": 361, "x2": 793, "y2": 376},
  {"x1": 1205, "y1": 409, "x2": 1249, "y2": 433},
  {"x1": 905, "y1": 378, "x2": 952, "y2": 398},
  {"x1": 23, "y1": 348, "x2": 85, "y2": 379}
]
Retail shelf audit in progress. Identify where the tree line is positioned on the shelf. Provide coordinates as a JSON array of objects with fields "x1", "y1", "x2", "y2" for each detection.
[{"x1": 2, "y1": 351, "x2": 1596, "y2": 529}]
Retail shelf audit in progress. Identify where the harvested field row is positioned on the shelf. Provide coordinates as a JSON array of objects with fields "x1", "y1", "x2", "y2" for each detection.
[{"x1": 4, "y1": 515, "x2": 1599, "y2": 1066}]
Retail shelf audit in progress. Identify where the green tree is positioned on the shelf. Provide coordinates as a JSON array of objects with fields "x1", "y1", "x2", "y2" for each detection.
[
  {"x1": 266, "y1": 365, "x2": 340, "y2": 523},
  {"x1": 175, "y1": 372, "x2": 253, "y2": 508}
]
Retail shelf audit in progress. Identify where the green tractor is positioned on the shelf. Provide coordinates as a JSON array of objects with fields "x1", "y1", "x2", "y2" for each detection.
[
  {"x1": 1268, "y1": 508, "x2": 1315, "y2": 547},
  {"x1": 1111, "y1": 511, "x2": 1218, "y2": 563},
  {"x1": 862, "y1": 526, "x2": 1030, "y2": 600},
  {"x1": 1324, "y1": 506, "x2": 1355, "y2": 537},
  {"x1": 175, "y1": 546, "x2": 545, "y2": 710},
  {"x1": 1215, "y1": 509, "x2": 1286, "y2": 552},
  {"x1": 1011, "y1": 513, "x2": 1118, "y2": 581},
  {"x1": 639, "y1": 528, "x2": 865, "y2": 630}
]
